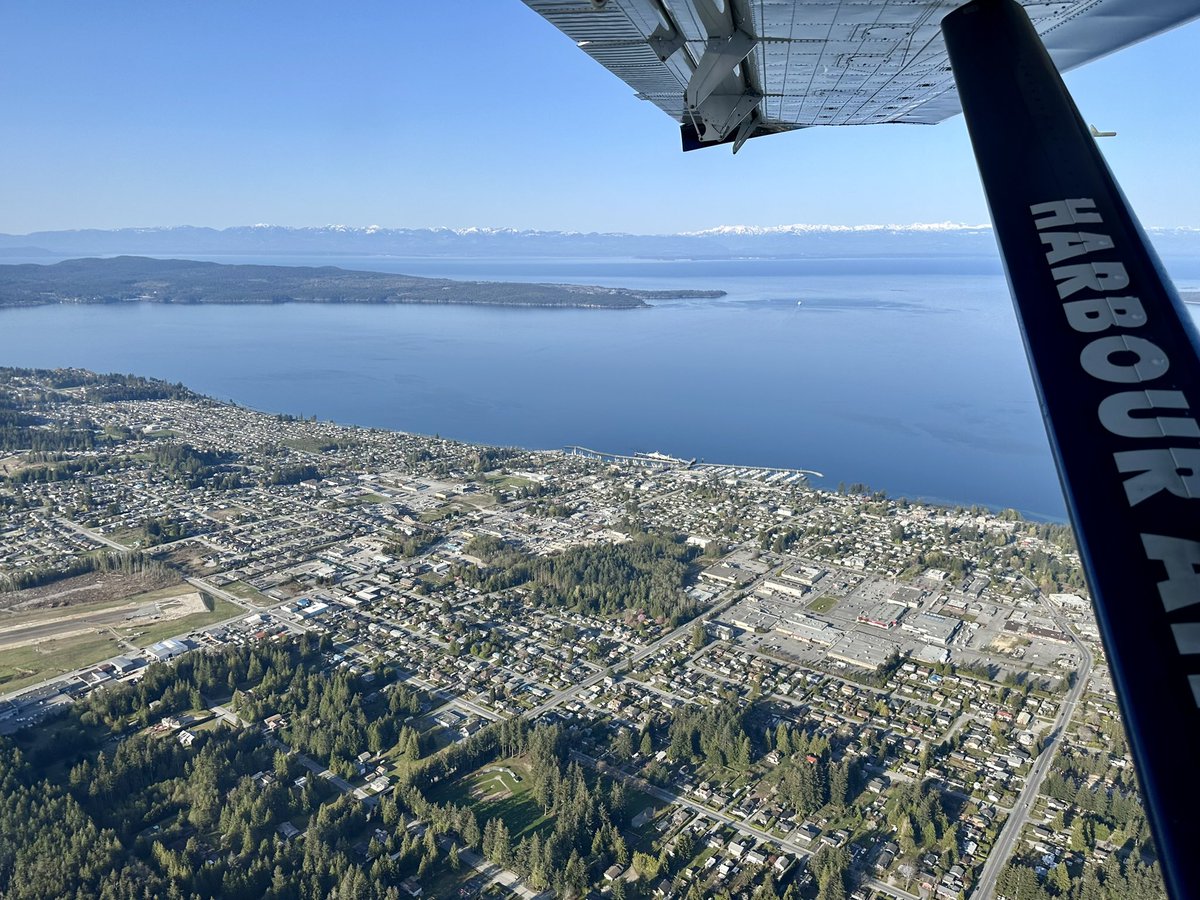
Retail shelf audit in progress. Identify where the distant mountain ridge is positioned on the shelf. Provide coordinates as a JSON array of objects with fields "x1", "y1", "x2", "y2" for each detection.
[{"x1": 2, "y1": 222, "x2": 1198, "y2": 261}]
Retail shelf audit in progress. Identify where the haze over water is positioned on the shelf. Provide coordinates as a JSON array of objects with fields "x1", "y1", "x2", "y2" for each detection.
[{"x1": 4, "y1": 255, "x2": 1199, "y2": 519}]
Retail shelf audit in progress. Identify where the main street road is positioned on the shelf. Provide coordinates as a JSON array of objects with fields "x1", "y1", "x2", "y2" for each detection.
[
  {"x1": 55, "y1": 517, "x2": 131, "y2": 552},
  {"x1": 571, "y1": 749, "x2": 920, "y2": 900},
  {"x1": 971, "y1": 581, "x2": 1094, "y2": 898},
  {"x1": 418, "y1": 681, "x2": 503, "y2": 723},
  {"x1": 524, "y1": 585, "x2": 747, "y2": 719},
  {"x1": 187, "y1": 576, "x2": 264, "y2": 613}
]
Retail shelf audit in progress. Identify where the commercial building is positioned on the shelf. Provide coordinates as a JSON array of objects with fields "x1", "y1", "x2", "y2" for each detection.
[
  {"x1": 147, "y1": 639, "x2": 189, "y2": 662},
  {"x1": 827, "y1": 632, "x2": 897, "y2": 669},
  {"x1": 775, "y1": 614, "x2": 841, "y2": 646},
  {"x1": 901, "y1": 612, "x2": 962, "y2": 645}
]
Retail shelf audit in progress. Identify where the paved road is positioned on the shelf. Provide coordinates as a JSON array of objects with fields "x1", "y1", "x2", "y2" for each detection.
[
  {"x1": 259, "y1": 729, "x2": 360, "y2": 795},
  {"x1": 971, "y1": 582, "x2": 1093, "y2": 898},
  {"x1": 0, "y1": 608, "x2": 139, "y2": 650},
  {"x1": 186, "y1": 576, "x2": 260, "y2": 612},
  {"x1": 938, "y1": 710, "x2": 976, "y2": 746},
  {"x1": 423, "y1": 688, "x2": 502, "y2": 724},
  {"x1": 55, "y1": 517, "x2": 131, "y2": 552},
  {"x1": 525, "y1": 587, "x2": 746, "y2": 720},
  {"x1": 572, "y1": 750, "x2": 919, "y2": 900},
  {"x1": 297, "y1": 755, "x2": 356, "y2": 794},
  {"x1": 435, "y1": 836, "x2": 549, "y2": 900}
]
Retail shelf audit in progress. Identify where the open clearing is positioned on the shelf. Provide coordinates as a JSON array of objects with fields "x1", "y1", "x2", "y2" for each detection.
[
  {"x1": 426, "y1": 757, "x2": 551, "y2": 840},
  {"x1": 0, "y1": 568, "x2": 180, "y2": 613},
  {"x1": 151, "y1": 540, "x2": 220, "y2": 575},
  {"x1": 988, "y1": 633, "x2": 1031, "y2": 653},
  {"x1": 0, "y1": 454, "x2": 28, "y2": 475},
  {"x1": 221, "y1": 580, "x2": 272, "y2": 605},
  {"x1": 807, "y1": 596, "x2": 839, "y2": 613},
  {"x1": 0, "y1": 583, "x2": 240, "y2": 694},
  {"x1": 0, "y1": 585, "x2": 208, "y2": 650}
]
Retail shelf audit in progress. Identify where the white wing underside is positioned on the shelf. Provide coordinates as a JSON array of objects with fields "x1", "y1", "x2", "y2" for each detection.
[{"x1": 520, "y1": 0, "x2": 1200, "y2": 145}]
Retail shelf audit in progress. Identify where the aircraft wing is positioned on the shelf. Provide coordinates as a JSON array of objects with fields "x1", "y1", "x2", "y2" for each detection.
[
  {"x1": 521, "y1": 2, "x2": 1200, "y2": 895},
  {"x1": 520, "y1": 0, "x2": 1200, "y2": 148}
]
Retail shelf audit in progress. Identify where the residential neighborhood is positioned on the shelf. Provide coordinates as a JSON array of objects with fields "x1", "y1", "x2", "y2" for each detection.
[{"x1": 0, "y1": 369, "x2": 1161, "y2": 900}]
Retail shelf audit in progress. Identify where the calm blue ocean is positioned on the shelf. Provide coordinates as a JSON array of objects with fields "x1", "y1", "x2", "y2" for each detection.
[{"x1": 3, "y1": 255, "x2": 1199, "y2": 519}]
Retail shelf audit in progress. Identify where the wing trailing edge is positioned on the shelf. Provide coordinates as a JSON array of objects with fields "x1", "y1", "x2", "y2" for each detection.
[{"x1": 522, "y1": 0, "x2": 1200, "y2": 149}]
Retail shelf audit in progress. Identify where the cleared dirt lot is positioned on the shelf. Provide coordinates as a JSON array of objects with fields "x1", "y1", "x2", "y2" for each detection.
[
  {"x1": 0, "y1": 589, "x2": 207, "y2": 651},
  {"x1": 0, "y1": 568, "x2": 180, "y2": 614},
  {"x1": 0, "y1": 578, "x2": 238, "y2": 695}
]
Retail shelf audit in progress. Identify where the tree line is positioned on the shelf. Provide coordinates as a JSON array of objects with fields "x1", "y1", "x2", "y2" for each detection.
[
  {"x1": 462, "y1": 530, "x2": 700, "y2": 624},
  {"x1": 0, "y1": 549, "x2": 170, "y2": 594}
]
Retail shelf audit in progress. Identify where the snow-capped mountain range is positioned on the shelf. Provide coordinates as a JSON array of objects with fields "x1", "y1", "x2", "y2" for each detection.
[{"x1": 1, "y1": 222, "x2": 1197, "y2": 260}]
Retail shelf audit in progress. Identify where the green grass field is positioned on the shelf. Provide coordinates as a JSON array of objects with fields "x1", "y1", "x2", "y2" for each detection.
[
  {"x1": 339, "y1": 492, "x2": 387, "y2": 506},
  {"x1": 426, "y1": 758, "x2": 551, "y2": 840},
  {"x1": 121, "y1": 597, "x2": 239, "y2": 646},
  {"x1": 456, "y1": 493, "x2": 497, "y2": 510},
  {"x1": 102, "y1": 527, "x2": 143, "y2": 549},
  {"x1": 221, "y1": 580, "x2": 272, "y2": 605},
  {"x1": 0, "y1": 633, "x2": 124, "y2": 693},
  {"x1": 0, "y1": 589, "x2": 240, "y2": 695},
  {"x1": 484, "y1": 474, "x2": 536, "y2": 491},
  {"x1": 282, "y1": 437, "x2": 358, "y2": 454},
  {"x1": 807, "y1": 596, "x2": 839, "y2": 613}
]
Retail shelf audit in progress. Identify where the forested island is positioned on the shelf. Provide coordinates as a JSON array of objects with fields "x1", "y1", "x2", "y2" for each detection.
[{"x1": 0, "y1": 256, "x2": 724, "y2": 310}]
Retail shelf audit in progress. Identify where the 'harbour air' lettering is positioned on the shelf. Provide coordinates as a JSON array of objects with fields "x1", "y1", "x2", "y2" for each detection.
[
  {"x1": 1097, "y1": 390, "x2": 1200, "y2": 438},
  {"x1": 1030, "y1": 198, "x2": 1103, "y2": 228},
  {"x1": 1041, "y1": 230, "x2": 1115, "y2": 264},
  {"x1": 1052, "y1": 261, "x2": 1129, "y2": 299},
  {"x1": 1114, "y1": 448, "x2": 1200, "y2": 506},
  {"x1": 1173, "y1": 622, "x2": 1200, "y2": 654},
  {"x1": 1030, "y1": 198, "x2": 1200, "y2": 709},
  {"x1": 1141, "y1": 534, "x2": 1200, "y2": 613},
  {"x1": 1079, "y1": 335, "x2": 1169, "y2": 383},
  {"x1": 1063, "y1": 296, "x2": 1146, "y2": 333}
]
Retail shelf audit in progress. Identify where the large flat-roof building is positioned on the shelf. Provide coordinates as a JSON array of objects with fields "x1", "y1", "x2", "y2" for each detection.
[
  {"x1": 730, "y1": 602, "x2": 777, "y2": 633},
  {"x1": 827, "y1": 632, "x2": 897, "y2": 670},
  {"x1": 856, "y1": 603, "x2": 902, "y2": 630},
  {"x1": 147, "y1": 639, "x2": 189, "y2": 662},
  {"x1": 759, "y1": 579, "x2": 809, "y2": 601},
  {"x1": 775, "y1": 614, "x2": 841, "y2": 647},
  {"x1": 901, "y1": 612, "x2": 962, "y2": 646}
]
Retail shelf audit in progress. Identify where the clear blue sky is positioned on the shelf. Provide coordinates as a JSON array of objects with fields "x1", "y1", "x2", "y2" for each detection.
[{"x1": 1, "y1": 2, "x2": 1196, "y2": 234}]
